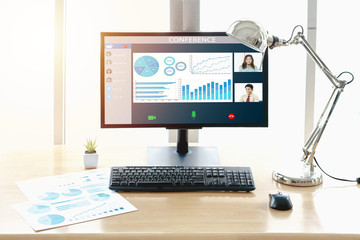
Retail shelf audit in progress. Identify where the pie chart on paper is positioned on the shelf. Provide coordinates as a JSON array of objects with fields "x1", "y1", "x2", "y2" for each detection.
[
  {"x1": 38, "y1": 192, "x2": 60, "y2": 201},
  {"x1": 62, "y1": 188, "x2": 82, "y2": 197},
  {"x1": 134, "y1": 56, "x2": 159, "y2": 77},
  {"x1": 90, "y1": 193, "x2": 111, "y2": 201},
  {"x1": 38, "y1": 214, "x2": 65, "y2": 225}
]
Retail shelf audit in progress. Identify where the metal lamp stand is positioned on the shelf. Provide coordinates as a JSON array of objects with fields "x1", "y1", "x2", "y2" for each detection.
[{"x1": 272, "y1": 33, "x2": 348, "y2": 186}]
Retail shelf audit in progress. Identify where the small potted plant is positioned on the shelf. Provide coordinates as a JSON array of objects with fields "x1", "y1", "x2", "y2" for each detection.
[{"x1": 83, "y1": 138, "x2": 98, "y2": 168}]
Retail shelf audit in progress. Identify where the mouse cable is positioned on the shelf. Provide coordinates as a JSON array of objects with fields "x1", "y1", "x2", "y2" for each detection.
[{"x1": 313, "y1": 156, "x2": 360, "y2": 184}]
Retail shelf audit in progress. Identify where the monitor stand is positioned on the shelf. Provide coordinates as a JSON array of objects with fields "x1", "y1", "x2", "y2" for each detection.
[{"x1": 146, "y1": 129, "x2": 221, "y2": 166}]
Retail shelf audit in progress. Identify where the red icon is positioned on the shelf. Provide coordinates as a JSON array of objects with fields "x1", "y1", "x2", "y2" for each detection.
[
  {"x1": 124, "y1": 44, "x2": 128, "y2": 48},
  {"x1": 228, "y1": 114, "x2": 235, "y2": 119}
]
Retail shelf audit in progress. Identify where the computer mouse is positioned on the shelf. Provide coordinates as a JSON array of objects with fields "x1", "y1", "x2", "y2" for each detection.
[{"x1": 269, "y1": 192, "x2": 293, "y2": 211}]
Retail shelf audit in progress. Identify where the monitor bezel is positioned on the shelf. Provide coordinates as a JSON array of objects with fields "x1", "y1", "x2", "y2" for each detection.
[{"x1": 101, "y1": 32, "x2": 268, "y2": 129}]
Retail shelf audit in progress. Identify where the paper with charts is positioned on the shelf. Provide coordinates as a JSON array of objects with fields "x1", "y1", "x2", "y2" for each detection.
[{"x1": 13, "y1": 168, "x2": 137, "y2": 231}]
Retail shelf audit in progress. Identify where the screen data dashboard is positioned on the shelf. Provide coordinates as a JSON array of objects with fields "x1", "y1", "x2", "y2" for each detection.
[{"x1": 101, "y1": 33, "x2": 268, "y2": 128}]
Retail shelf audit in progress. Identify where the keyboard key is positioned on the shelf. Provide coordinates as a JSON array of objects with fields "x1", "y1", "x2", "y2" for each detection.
[
  {"x1": 193, "y1": 181, "x2": 205, "y2": 186},
  {"x1": 137, "y1": 181, "x2": 174, "y2": 187}
]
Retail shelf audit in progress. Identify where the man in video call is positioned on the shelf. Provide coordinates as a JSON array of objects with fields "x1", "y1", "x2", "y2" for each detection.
[{"x1": 239, "y1": 84, "x2": 260, "y2": 102}]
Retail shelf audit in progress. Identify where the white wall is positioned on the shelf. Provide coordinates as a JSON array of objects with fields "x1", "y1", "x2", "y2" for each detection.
[
  {"x1": 314, "y1": 0, "x2": 360, "y2": 175},
  {"x1": 0, "y1": 0, "x2": 54, "y2": 153},
  {"x1": 65, "y1": 0, "x2": 170, "y2": 149}
]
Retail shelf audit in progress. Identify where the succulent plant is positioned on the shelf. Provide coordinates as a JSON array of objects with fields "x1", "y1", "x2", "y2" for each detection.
[{"x1": 84, "y1": 138, "x2": 97, "y2": 154}]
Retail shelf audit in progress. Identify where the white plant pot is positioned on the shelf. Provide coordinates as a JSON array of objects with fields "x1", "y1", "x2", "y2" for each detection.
[{"x1": 83, "y1": 153, "x2": 98, "y2": 169}]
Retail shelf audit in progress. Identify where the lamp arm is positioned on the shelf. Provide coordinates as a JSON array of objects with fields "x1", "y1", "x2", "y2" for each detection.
[
  {"x1": 290, "y1": 33, "x2": 347, "y2": 169},
  {"x1": 303, "y1": 88, "x2": 338, "y2": 154},
  {"x1": 301, "y1": 88, "x2": 342, "y2": 169},
  {"x1": 293, "y1": 33, "x2": 346, "y2": 89}
]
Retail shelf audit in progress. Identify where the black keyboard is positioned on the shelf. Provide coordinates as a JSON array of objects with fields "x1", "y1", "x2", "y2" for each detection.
[{"x1": 109, "y1": 166, "x2": 255, "y2": 192}]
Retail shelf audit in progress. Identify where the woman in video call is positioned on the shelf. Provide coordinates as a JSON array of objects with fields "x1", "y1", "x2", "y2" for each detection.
[{"x1": 239, "y1": 54, "x2": 259, "y2": 72}]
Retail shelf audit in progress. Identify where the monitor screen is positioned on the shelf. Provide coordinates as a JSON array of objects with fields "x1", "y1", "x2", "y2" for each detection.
[{"x1": 101, "y1": 32, "x2": 268, "y2": 129}]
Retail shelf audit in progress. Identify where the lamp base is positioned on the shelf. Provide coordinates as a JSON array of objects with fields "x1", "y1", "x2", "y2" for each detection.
[{"x1": 272, "y1": 163, "x2": 323, "y2": 187}]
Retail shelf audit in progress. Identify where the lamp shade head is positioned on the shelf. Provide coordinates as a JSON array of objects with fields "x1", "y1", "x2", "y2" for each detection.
[{"x1": 226, "y1": 20, "x2": 269, "y2": 53}]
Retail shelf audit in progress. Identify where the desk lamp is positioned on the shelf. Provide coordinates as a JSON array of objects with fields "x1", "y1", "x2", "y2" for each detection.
[{"x1": 227, "y1": 20, "x2": 354, "y2": 186}]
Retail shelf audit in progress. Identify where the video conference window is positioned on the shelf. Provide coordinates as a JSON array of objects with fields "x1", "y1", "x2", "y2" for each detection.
[
  {"x1": 234, "y1": 83, "x2": 263, "y2": 102},
  {"x1": 234, "y1": 52, "x2": 263, "y2": 72},
  {"x1": 102, "y1": 34, "x2": 267, "y2": 127}
]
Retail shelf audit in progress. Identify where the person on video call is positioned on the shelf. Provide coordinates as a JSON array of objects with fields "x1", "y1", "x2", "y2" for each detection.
[
  {"x1": 239, "y1": 54, "x2": 259, "y2": 72},
  {"x1": 239, "y1": 84, "x2": 260, "y2": 102}
]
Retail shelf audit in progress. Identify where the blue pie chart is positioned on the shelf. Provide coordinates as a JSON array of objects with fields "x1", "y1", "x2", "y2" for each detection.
[
  {"x1": 28, "y1": 204, "x2": 51, "y2": 214},
  {"x1": 38, "y1": 214, "x2": 65, "y2": 225},
  {"x1": 62, "y1": 189, "x2": 82, "y2": 197},
  {"x1": 134, "y1": 56, "x2": 159, "y2": 77},
  {"x1": 38, "y1": 192, "x2": 60, "y2": 201},
  {"x1": 90, "y1": 193, "x2": 110, "y2": 201}
]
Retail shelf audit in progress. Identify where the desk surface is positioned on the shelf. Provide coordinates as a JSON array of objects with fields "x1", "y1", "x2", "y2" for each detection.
[{"x1": 0, "y1": 145, "x2": 359, "y2": 240}]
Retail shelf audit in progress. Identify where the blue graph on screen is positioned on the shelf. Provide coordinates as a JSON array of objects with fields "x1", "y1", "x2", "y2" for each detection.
[
  {"x1": 182, "y1": 79, "x2": 232, "y2": 101},
  {"x1": 191, "y1": 54, "x2": 232, "y2": 74},
  {"x1": 134, "y1": 56, "x2": 159, "y2": 77},
  {"x1": 134, "y1": 80, "x2": 180, "y2": 102},
  {"x1": 133, "y1": 52, "x2": 232, "y2": 103}
]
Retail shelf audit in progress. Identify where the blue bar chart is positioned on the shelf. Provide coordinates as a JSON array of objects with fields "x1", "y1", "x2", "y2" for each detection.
[
  {"x1": 181, "y1": 79, "x2": 232, "y2": 101},
  {"x1": 134, "y1": 81, "x2": 181, "y2": 102}
]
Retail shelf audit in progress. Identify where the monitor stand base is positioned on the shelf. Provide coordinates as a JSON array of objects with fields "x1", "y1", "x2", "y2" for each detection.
[{"x1": 146, "y1": 146, "x2": 220, "y2": 166}]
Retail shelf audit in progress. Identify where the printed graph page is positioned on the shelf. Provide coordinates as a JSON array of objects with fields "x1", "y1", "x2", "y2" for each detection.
[{"x1": 13, "y1": 168, "x2": 137, "y2": 231}]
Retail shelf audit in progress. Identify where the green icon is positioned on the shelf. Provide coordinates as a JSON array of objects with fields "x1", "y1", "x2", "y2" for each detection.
[
  {"x1": 148, "y1": 115, "x2": 157, "y2": 120},
  {"x1": 191, "y1": 111, "x2": 196, "y2": 120}
]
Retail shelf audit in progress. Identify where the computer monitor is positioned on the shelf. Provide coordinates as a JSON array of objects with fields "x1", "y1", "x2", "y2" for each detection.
[{"x1": 101, "y1": 32, "x2": 268, "y2": 166}]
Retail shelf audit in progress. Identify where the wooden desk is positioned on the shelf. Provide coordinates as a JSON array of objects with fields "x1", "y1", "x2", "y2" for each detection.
[{"x1": 1, "y1": 145, "x2": 359, "y2": 240}]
